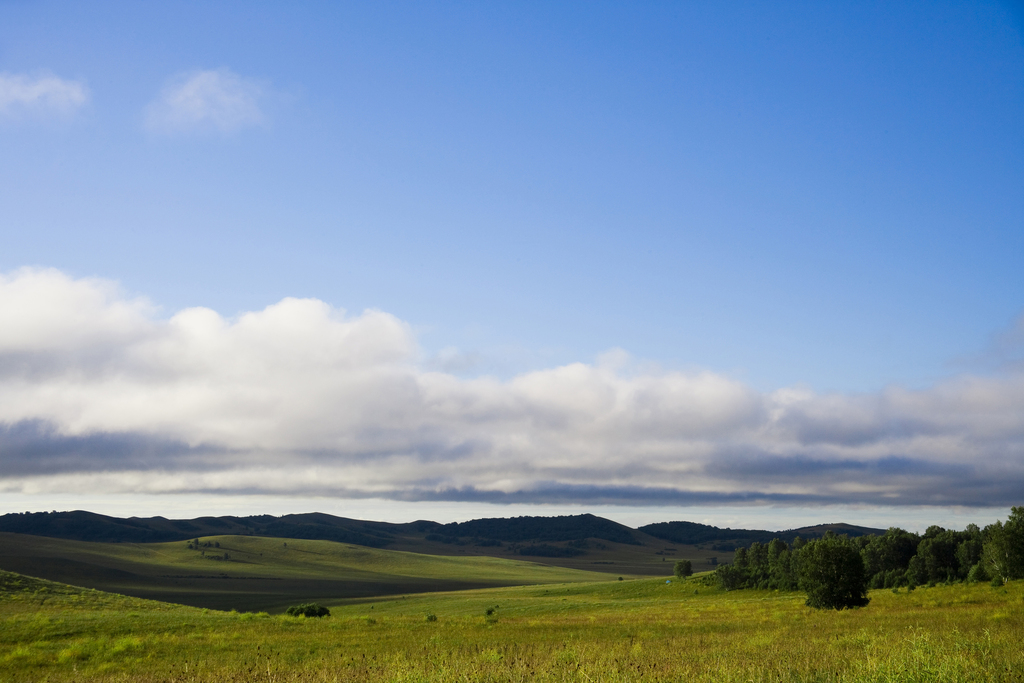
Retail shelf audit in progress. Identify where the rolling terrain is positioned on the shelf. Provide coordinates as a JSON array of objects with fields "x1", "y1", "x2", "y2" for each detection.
[
  {"x1": 0, "y1": 532, "x2": 615, "y2": 612},
  {"x1": 0, "y1": 511, "x2": 885, "y2": 612},
  {"x1": 0, "y1": 510, "x2": 883, "y2": 577}
]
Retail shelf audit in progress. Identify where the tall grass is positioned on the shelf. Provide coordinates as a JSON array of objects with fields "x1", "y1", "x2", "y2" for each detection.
[{"x1": 1, "y1": 570, "x2": 1021, "y2": 682}]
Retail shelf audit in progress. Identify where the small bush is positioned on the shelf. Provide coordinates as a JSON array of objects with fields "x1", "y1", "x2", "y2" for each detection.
[
  {"x1": 968, "y1": 562, "x2": 990, "y2": 583},
  {"x1": 425, "y1": 613, "x2": 437, "y2": 622},
  {"x1": 286, "y1": 603, "x2": 330, "y2": 618}
]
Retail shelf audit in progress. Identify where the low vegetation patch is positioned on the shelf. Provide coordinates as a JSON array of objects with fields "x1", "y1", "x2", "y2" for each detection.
[{"x1": 285, "y1": 602, "x2": 330, "y2": 618}]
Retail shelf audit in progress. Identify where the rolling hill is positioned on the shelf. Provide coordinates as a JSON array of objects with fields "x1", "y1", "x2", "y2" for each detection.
[
  {"x1": 0, "y1": 510, "x2": 890, "y2": 612},
  {"x1": 0, "y1": 531, "x2": 615, "y2": 612},
  {"x1": 638, "y1": 520, "x2": 884, "y2": 551},
  {"x1": 0, "y1": 511, "x2": 885, "y2": 583}
]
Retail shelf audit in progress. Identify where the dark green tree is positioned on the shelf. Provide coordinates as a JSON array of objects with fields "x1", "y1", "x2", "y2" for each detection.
[
  {"x1": 861, "y1": 528, "x2": 920, "y2": 588},
  {"x1": 905, "y1": 555, "x2": 926, "y2": 588},
  {"x1": 767, "y1": 538, "x2": 798, "y2": 590},
  {"x1": 798, "y1": 532, "x2": 870, "y2": 610},
  {"x1": 916, "y1": 531, "x2": 960, "y2": 584},
  {"x1": 732, "y1": 546, "x2": 749, "y2": 577},
  {"x1": 955, "y1": 525, "x2": 984, "y2": 580},
  {"x1": 715, "y1": 564, "x2": 747, "y2": 591},
  {"x1": 673, "y1": 559, "x2": 693, "y2": 579},
  {"x1": 746, "y1": 542, "x2": 770, "y2": 588}
]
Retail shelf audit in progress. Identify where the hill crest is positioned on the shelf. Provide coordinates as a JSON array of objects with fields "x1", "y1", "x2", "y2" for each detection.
[{"x1": 0, "y1": 509, "x2": 883, "y2": 549}]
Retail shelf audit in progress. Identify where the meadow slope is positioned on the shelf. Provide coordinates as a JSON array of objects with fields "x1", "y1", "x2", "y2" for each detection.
[
  {"x1": 0, "y1": 533, "x2": 616, "y2": 612},
  {"x1": 1, "y1": 568, "x2": 1021, "y2": 682}
]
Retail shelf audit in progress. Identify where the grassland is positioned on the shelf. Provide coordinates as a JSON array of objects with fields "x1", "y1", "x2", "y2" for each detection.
[
  {"x1": 2, "y1": 567, "x2": 1021, "y2": 682},
  {"x1": 0, "y1": 533, "x2": 616, "y2": 612}
]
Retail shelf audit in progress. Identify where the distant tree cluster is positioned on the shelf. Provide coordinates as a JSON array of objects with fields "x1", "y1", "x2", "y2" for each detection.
[
  {"x1": 715, "y1": 537, "x2": 806, "y2": 593},
  {"x1": 714, "y1": 507, "x2": 1024, "y2": 609}
]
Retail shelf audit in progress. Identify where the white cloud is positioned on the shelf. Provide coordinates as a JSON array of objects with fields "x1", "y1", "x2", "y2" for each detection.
[
  {"x1": 0, "y1": 72, "x2": 89, "y2": 117},
  {"x1": 0, "y1": 268, "x2": 1022, "y2": 507},
  {"x1": 145, "y1": 68, "x2": 266, "y2": 134}
]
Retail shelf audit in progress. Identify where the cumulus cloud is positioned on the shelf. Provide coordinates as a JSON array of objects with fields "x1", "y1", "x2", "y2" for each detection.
[
  {"x1": 0, "y1": 72, "x2": 89, "y2": 117},
  {"x1": 1, "y1": 267, "x2": 1022, "y2": 507},
  {"x1": 145, "y1": 68, "x2": 266, "y2": 133}
]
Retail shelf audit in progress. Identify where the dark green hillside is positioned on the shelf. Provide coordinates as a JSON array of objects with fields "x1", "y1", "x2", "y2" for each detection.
[
  {"x1": 0, "y1": 510, "x2": 426, "y2": 548},
  {"x1": 433, "y1": 513, "x2": 641, "y2": 545},
  {"x1": 640, "y1": 520, "x2": 884, "y2": 550},
  {"x1": 790, "y1": 522, "x2": 886, "y2": 538},
  {"x1": 0, "y1": 511, "x2": 641, "y2": 547},
  {"x1": 239, "y1": 512, "x2": 402, "y2": 547},
  {"x1": 2, "y1": 510, "x2": 876, "y2": 555},
  {"x1": 0, "y1": 510, "x2": 197, "y2": 543}
]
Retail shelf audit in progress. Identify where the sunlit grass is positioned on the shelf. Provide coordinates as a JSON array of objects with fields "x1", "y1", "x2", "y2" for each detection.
[{"x1": 2, "y1": 569, "x2": 1021, "y2": 681}]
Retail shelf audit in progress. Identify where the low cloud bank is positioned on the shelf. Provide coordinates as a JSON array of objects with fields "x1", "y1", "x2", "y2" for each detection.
[{"x1": 1, "y1": 268, "x2": 1022, "y2": 507}]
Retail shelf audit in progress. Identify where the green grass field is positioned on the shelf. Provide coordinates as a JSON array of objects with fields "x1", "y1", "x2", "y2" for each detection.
[
  {"x1": 2, "y1": 567, "x2": 1021, "y2": 682},
  {"x1": 0, "y1": 533, "x2": 618, "y2": 612}
]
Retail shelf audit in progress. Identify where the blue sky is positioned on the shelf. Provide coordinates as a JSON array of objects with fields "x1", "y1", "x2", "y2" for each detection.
[{"x1": 0, "y1": 1, "x2": 1022, "y2": 528}]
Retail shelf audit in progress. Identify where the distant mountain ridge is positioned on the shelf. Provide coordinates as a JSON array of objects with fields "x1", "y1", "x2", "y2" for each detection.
[
  {"x1": 0, "y1": 510, "x2": 883, "y2": 549},
  {"x1": 0, "y1": 510, "x2": 424, "y2": 547},
  {"x1": 638, "y1": 520, "x2": 884, "y2": 550}
]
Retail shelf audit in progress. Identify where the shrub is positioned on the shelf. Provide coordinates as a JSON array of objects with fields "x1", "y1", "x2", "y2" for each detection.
[
  {"x1": 286, "y1": 603, "x2": 330, "y2": 618},
  {"x1": 425, "y1": 613, "x2": 437, "y2": 622},
  {"x1": 964, "y1": 561, "x2": 987, "y2": 583},
  {"x1": 674, "y1": 559, "x2": 693, "y2": 579}
]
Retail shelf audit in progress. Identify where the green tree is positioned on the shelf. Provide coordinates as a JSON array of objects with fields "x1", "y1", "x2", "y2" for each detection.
[
  {"x1": 861, "y1": 528, "x2": 919, "y2": 588},
  {"x1": 673, "y1": 559, "x2": 692, "y2": 579},
  {"x1": 916, "y1": 531, "x2": 959, "y2": 584},
  {"x1": 746, "y1": 542, "x2": 770, "y2": 588},
  {"x1": 984, "y1": 507, "x2": 1024, "y2": 582},
  {"x1": 955, "y1": 525, "x2": 985, "y2": 580},
  {"x1": 715, "y1": 563, "x2": 746, "y2": 591},
  {"x1": 799, "y1": 532, "x2": 870, "y2": 610},
  {"x1": 767, "y1": 538, "x2": 798, "y2": 590},
  {"x1": 904, "y1": 555, "x2": 926, "y2": 588}
]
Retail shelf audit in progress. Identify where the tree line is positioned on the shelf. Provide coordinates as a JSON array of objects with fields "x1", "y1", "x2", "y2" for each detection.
[{"x1": 712, "y1": 507, "x2": 1023, "y2": 609}]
